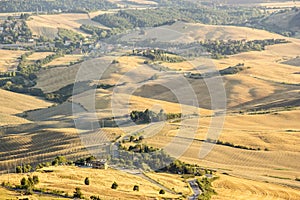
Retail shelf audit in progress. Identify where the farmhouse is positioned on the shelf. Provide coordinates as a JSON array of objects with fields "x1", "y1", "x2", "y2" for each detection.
[{"x1": 91, "y1": 159, "x2": 108, "y2": 170}]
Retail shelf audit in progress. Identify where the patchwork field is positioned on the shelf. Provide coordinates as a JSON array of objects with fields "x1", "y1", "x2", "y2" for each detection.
[{"x1": 1, "y1": 5, "x2": 300, "y2": 199}]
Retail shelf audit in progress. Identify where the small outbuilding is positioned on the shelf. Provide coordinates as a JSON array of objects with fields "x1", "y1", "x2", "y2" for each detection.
[{"x1": 91, "y1": 159, "x2": 108, "y2": 170}]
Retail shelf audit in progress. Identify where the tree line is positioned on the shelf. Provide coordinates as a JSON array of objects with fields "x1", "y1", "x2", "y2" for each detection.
[
  {"x1": 93, "y1": 7, "x2": 264, "y2": 30},
  {"x1": 0, "y1": 0, "x2": 117, "y2": 13}
]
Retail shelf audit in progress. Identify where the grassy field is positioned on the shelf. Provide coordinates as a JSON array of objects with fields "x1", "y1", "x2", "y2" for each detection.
[
  {"x1": 27, "y1": 52, "x2": 55, "y2": 62},
  {"x1": 0, "y1": 89, "x2": 52, "y2": 126},
  {"x1": 144, "y1": 172, "x2": 192, "y2": 196},
  {"x1": 0, "y1": 187, "x2": 67, "y2": 200},
  {"x1": 27, "y1": 13, "x2": 110, "y2": 39},
  {"x1": 1, "y1": 15, "x2": 300, "y2": 199},
  {"x1": 0, "y1": 166, "x2": 182, "y2": 199},
  {"x1": 44, "y1": 54, "x2": 83, "y2": 67},
  {"x1": 142, "y1": 108, "x2": 300, "y2": 189},
  {"x1": 258, "y1": 1, "x2": 300, "y2": 8},
  {"x1": 212, "y1": 174, "x2": 300, "y2": 200},
  {"x1": 120, "y1": 21, "x2": 286, "y2": 43},
  {"x1": 0, "y1": 49, "x2": 26, "y2": 72}
]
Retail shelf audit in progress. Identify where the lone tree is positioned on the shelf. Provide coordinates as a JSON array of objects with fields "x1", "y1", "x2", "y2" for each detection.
[
  {"x1": 111, "y1": 181, "x2": 118, "y2": 189},
  {"x1": 84, "y1": 177, "x2": 90, "y2": 185},
  {"x1": 20, "y1": 177, "x2": 27, "y2": 187},
  {"x1": 159, "y1": 189, "x2": 165, "y2": 194},
  {"x1": 133, "y1": 185, "x2": 139, "y2": 191},
  {"x1": 73, "y1": 187, "x2": 83, "y2": 199},
  {"x1": 33, "y1": 175, "x2": 39, "y2": 184}
]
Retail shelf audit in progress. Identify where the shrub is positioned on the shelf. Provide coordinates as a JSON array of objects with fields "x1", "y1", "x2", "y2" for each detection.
[
  {"x1": 133, "y1": 185, "x2": 139, "y2": 191},
  {"x1": 16, "y1": 166, "x2": 22, "y2": 173},
  {"x1": 20, "y1": 177, "x2": 27, "y2": 186},
  {"x1": 111, "y1": 181, "x2": 118, "y2": 189},
  {"x1": 33, "y1": 175, "x2": 39, "y2": 184},
  {"x1": 84, "y1": 177, "x2": 90, "y2": 185},
  {"x1": 73, "y1": 187, "x2": 83, "y2": 199},
  {"x1": 159, "y1": 189, "x2": 165, "y2": 194},
  {"x1": 90, "y1": 196, "x2": 101, "y2": 200}
]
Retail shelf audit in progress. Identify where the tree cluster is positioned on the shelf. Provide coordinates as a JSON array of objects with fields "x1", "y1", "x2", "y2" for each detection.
[
  {"x1": 0, "y1": 17, "x2": 32, "y2": 44},
  {"x1": 196, "y1": 177, "x2": 218, "y2": 200},
  {"x1": 111, "y1": 144, "x2": 174, "y2": 171},
  {"x1": 17, "y1": 175, "x2": 39, "y2": 194},
  {"x1": 198, "y1": 39, "x2": 288, "y2": 59},
  {"x1": 130, "y1": 109, "x2": 181, "y2": 124},
  {"x1": 132, "y1": 49, "x2": 185, "y2": 63},
  {"x1": 161, "y1": 160, "x2": 211, "y2": 176},
  {"x1": 16, "y1": 164, "x2": 32, "y2": 173}
]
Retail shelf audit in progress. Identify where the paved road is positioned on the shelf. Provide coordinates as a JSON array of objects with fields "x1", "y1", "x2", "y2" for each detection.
[{"x1": 188, "y1": 179, "x2": 202, "y2": 200}]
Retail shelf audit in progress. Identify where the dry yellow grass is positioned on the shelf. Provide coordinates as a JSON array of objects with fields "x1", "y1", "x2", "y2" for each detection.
[
  {"x1": 44, "y1": 54, "x2": 83, "y2": 67},
  {"x1": 26, "y1": 52, "x2": 55, "y2": 62},
  {"x1": 145, "y1": 172, "x2": 191, "y2": 196},
  {"x1": 0, "y1": 49, "x2": 26, "y2": 72},
  {"x1": 0, "y1": 89, "x2": 51, "y2": 115},
  {"x1": 88, "y1": 9, "x2": 117, "y2": 18},
  {"x1": 95, "y1": 93, "x2": 211, "y2": 115},
  {"x1": 212, "y1": 174, "x2": 300, "y2": 200},
  {"x1": 162, "y1": 60, "x2": 196, "y2": 71},
  {"x1": 213, "y1": 41, "x2": 300, "y2": 85},
  {"x1": 0, "y1": 89, "x2": 52, "y2": 126},
  {"x1": 35, "y1": 55, "x2": 146, "y2": 93},
  {"x1": 142, "y1": 108, "x2": 300, "y2": 189},
  {"x1": 0, "y1": 187, "x2": 18, "y2": 199},
  {"x1": 0, "y1": 113, "x2": 30, "y2": 127},
  {"x1": 122, "y1": 0, "x2": 157, "y2": 5},
  {"x1": 121, "y1": 21, "x2": 287, "y2": 43},
  {"x1": 27, "y1": 13, "x2": 109, "y2": 38},
  {"x1": 258, "y1": 1, "x2": 300, "y2": 8},
  {"x1": 0, "y1": 166, "x2": 180, "y2": 199},
  {"x1": 0, "y1": 186, "x2": 71, "y2": 199}
]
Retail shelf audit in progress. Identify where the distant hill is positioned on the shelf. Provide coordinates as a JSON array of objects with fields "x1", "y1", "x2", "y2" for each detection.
[{"x1": 245, "y1": 8, "x2": 300, "y2": 38}]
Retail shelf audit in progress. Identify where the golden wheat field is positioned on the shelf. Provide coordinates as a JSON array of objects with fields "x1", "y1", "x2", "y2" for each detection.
[
  {"x1": 44, "y1": 54, "x2": 83, "y2": 67},
  {"x1": 141, "y1": 108, "x2": 300, "y2": 188},
  {"x1": 0, "y1": 89, "x2": 52, "y2": 126},
  {"x1": 27, "y1": 13, "x2": 109, "y2": 39},
  {"x1": 0, "y1": 166, "x2": 182, "y2": 199},
  {"x1": 0, "y1": 187, "x2": 66, "y2": 199},
  {"x1": 0, "y1": 49, "x2": 26, "y2": 72},
  {"x1": 26, "y1": 52, "x2": 55, "y2": 62},
  {"x1": 121, "y1": 21, "x2": 287, "y2": 43},
  {"x1": 212, "y1": 174, "x2": 300, "y2": 200}
]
